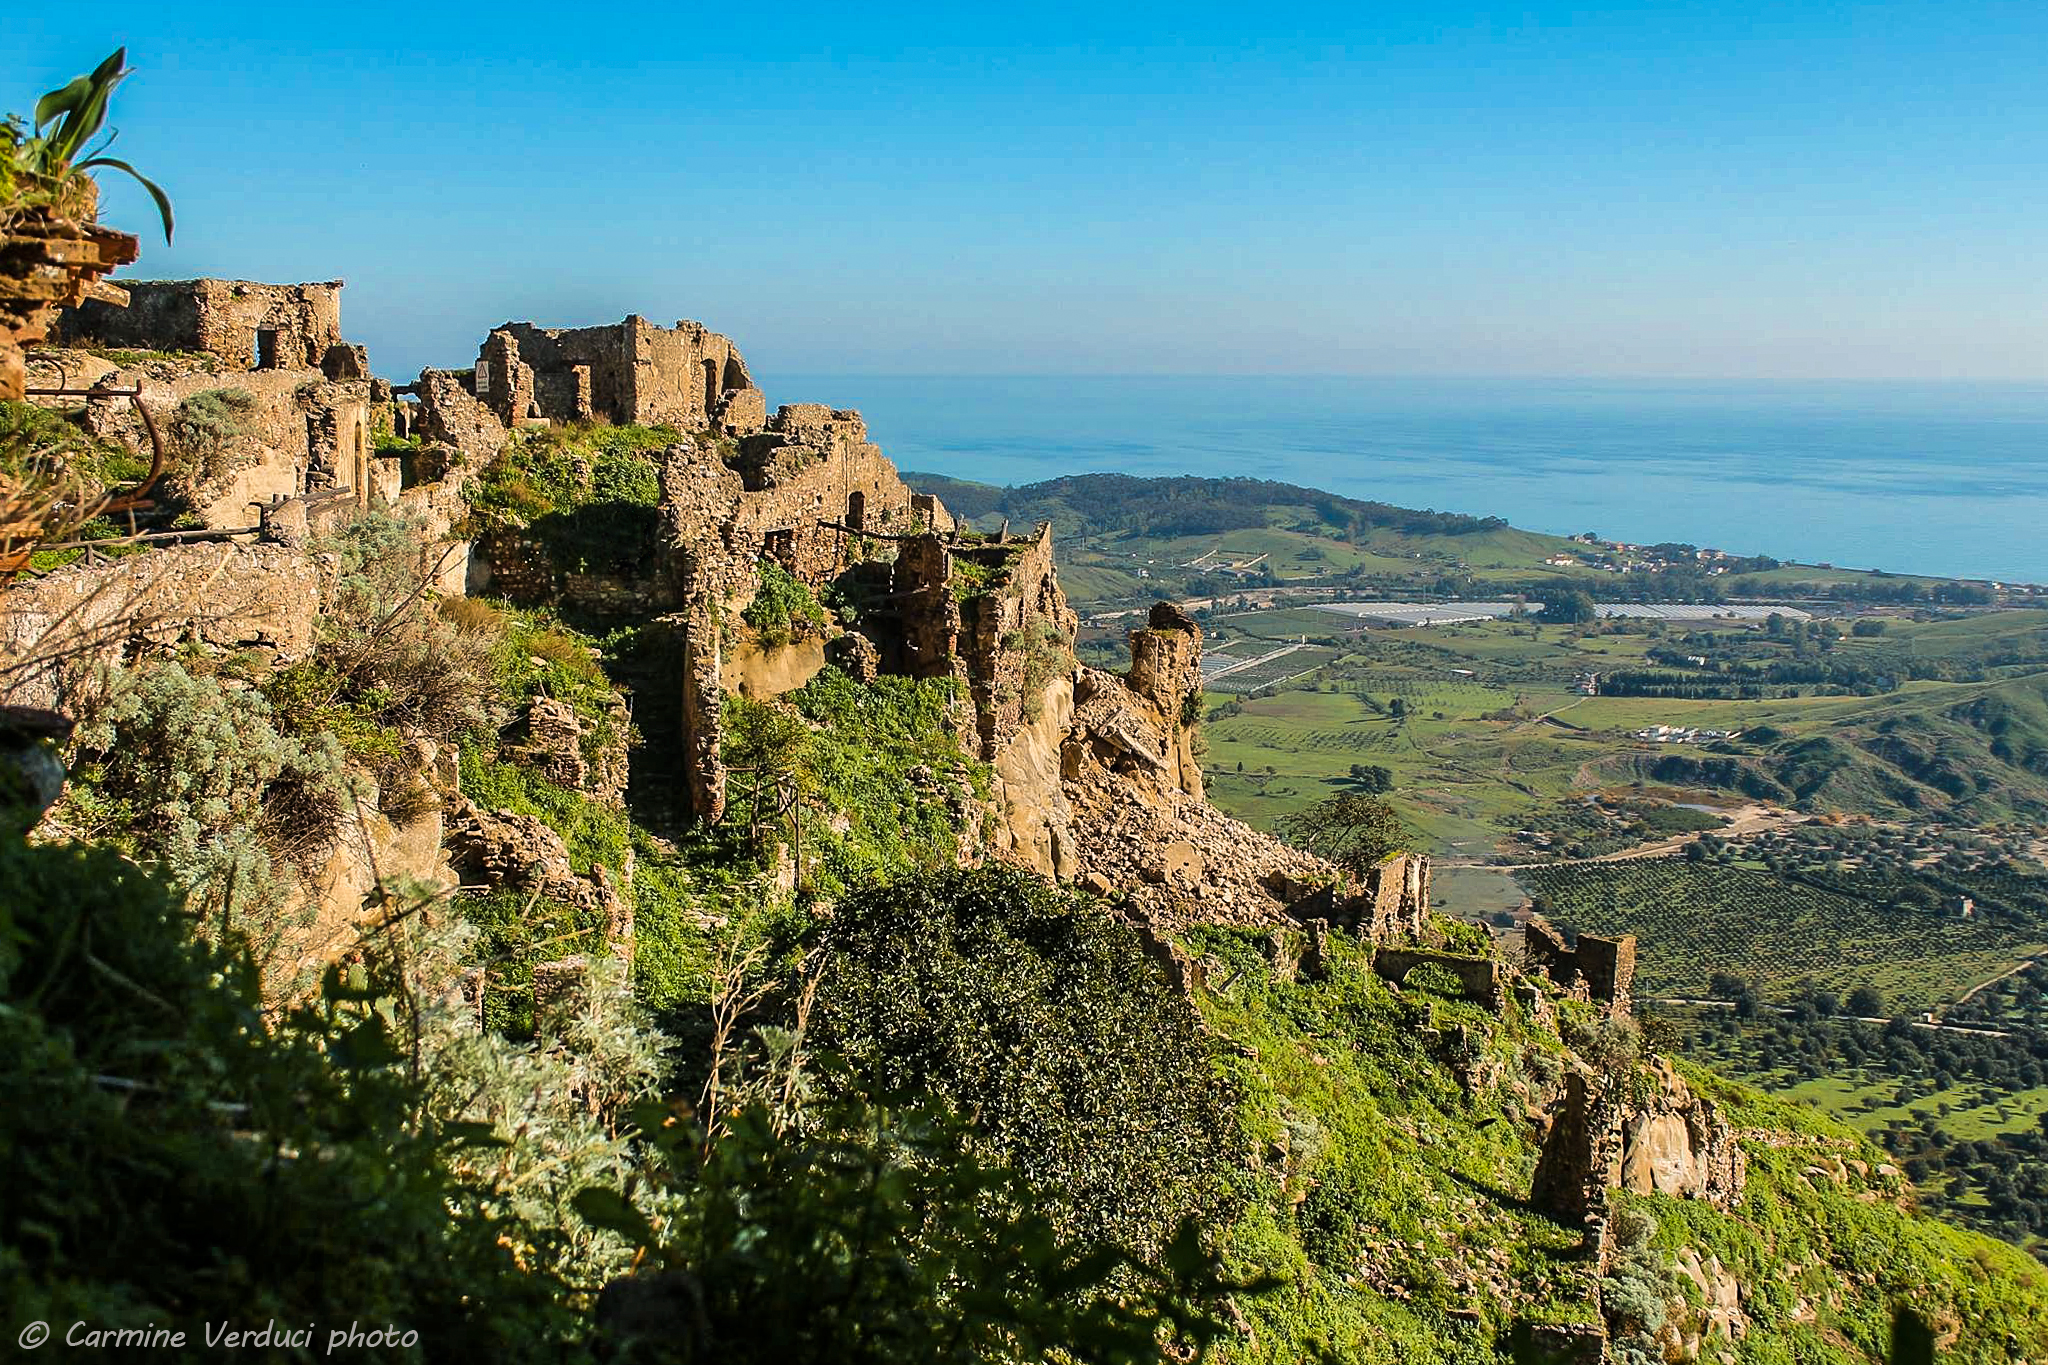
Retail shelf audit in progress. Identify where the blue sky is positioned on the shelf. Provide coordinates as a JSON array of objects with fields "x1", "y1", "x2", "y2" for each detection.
[{"x1": 5, "y1": 2, "x2": 2047, "y2": 381}]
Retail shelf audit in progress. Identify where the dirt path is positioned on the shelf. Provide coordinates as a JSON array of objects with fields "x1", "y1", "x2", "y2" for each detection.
[
  {"x1": 1439, "y1": 803, "x2": 1809, "y2": 870},
  {"x1": 1954, "y1": 955, "x2": 2045, "y2": 1006}
]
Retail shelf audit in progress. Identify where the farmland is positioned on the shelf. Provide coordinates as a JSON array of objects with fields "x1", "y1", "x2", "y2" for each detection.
[{"x1": 1521, "y1": 860, "x2": 2043, "y2": 1012}]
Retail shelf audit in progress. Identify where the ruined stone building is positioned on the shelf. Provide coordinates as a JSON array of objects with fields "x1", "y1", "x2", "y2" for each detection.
[
  {"x1": 1523, "y1": 916, "x2": 1638, "y2": 1013},
  {"x1": 474, "y1": 317, "x2": 764, "y2": 433},
  {"x1": 53, "y1": 278, "x2": 356, "y2": 374},
  {"x1": 42, "y1": 278, "x2": 381, "y2": 529}
]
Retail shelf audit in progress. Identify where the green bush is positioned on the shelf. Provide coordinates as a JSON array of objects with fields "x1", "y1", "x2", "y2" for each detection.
[
  {"x1": 808, "y1": 864, "x2": 1238, "y2": 1259},
  {"x1": 0, "y1": 838, "x2": 571, "y2": 1360},
  {"x1": 586, "y1": 1093, "x2": 1254, "y2": 1365},
  {"x1": 59, "y1": 657, "x2": 351, "y2": 986},
  {"x1": 466, "y1": 423, "x2": 678, "y2": 575},
  {"x1": 741, "y1": 559, "x2": 827, "y2": 646},
  {"x1": 165, "y1": 386, "x2": 257, "y2": 497}
]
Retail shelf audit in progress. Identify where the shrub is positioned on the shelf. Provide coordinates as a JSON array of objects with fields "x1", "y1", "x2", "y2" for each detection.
[
  {"x1": 741, "y1": 559, "x2": 827, "y2": 646},
  {"x1": 807, "y1": 864, "x2": 1238, "y2": 1258},
  {"x1": 1001, "y1": 618, "x2": 1075, "y2": 721},
  {"x1": 61, "y1": 658, "x2": 350, "y2": 982},
  {"x1": 165, "y1": 387, "x2": 257, "y2": 498},
  {"x1": 0, "y1": 837, "x2": 570, "y2": 1359},
  {"x1": 1277, "y1": 792, "x2": 1413, "y2": 874},
  {"x1": 586, "y1": 1093, "x2": 1254, "y2": 1365}
]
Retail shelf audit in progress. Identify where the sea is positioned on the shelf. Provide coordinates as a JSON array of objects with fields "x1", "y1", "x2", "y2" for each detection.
[{"x1": 770, "y1": 376, "x2": 2048, "y2": 585}]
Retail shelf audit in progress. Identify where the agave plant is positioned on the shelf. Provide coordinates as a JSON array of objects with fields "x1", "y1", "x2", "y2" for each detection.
[{"x1": 3, "y1": 48, "x2": 172, "y2": 242}]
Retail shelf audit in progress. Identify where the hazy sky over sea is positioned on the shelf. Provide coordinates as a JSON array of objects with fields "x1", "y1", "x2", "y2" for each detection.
[{"x1": 6, "y1": 3, "x2": 2048, "y2": 381}]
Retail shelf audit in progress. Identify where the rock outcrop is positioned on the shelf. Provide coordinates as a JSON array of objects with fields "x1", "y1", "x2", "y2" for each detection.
[
  {"x1": 444, "y1": 795, "x2": 629, "y2": 939},
  {"x1": 0, "y1": 208, "x2": 136, "y2": 402},
  {"x1": 1533, "y1": 1059, "x2": 1746, "y2": 1224}
]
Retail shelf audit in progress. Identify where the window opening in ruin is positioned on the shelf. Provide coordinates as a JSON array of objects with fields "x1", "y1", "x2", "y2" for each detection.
[
  {"x1": 702, "y1": 359, "x2": 721, "y2": 412},
  {"x1": 255, "y1": 328, "x2": 280, "y2": 370},
  {"x1": 846, "y1": 491, "x2": 866, "y2": 530}
]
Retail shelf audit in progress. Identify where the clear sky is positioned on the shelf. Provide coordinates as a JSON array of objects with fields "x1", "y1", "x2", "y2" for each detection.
[{"x1": 6, "y1": 2, "x2": 2047, "y2": 381}]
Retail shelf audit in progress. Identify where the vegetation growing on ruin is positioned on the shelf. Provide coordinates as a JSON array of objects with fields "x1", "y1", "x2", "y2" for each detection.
[
  {"x1": 0, "y1": 399, "x2": 155, "y2": 568},
  {"x1": 467, "y1": 422, "x2": 679, "y2": 574},
  {"x1": 163, "y1": 386, "x2": 258, "y2": 497},
  {"x1": 718, "y1": 668, "x2": 988, "y2": 897},
  {"x1": 1178, "y1": 923, "x2": 2048, "y2": 1363},
  {"x1": 1, "y1": 49, "x2": 173, "y2": 239},
  {"x1": 741, "y1": 558, "x2": 828, "y2": 645},
  {"x1": 1002, "y1": 618, "x2": 1076, "y2": 720}
]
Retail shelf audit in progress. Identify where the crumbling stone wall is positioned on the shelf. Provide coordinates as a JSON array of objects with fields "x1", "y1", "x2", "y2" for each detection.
[
  {"x1": 1533, "y1": 1060, "x2": 1745, "y2": 1223},
  {"x1": 1371, "y1": 947, "x2": 1503, "y2": 1009},
  {"x1": 1284, "y1": 852, "x2": 1431, "y2": 942},
  {"x1": 0, "y1": 541, "x2": 332, "y2": 710},
  {"x1": 725, "y1": 406, "x2": 923, "y2": 585},
  {"x1": 660, "y1": 452, "x2": 756, "y2": 823},
  {"x1": 54, "y1": 278, "x2": 347, "y2": 372},
  {"x1": 409, "y1": 367, "x2": 509, "y2": 470},
  {"x1": 474, "y1": 316, "x2": 762, "y2": 432},
  {"x1": 1524, "y1": 916, "x2": 1637, "y2": 1013}
]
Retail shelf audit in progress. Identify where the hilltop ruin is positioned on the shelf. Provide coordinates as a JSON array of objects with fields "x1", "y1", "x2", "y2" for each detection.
[{"x1": 15, "y1": 275, "x2": 1444, "y2": 939}]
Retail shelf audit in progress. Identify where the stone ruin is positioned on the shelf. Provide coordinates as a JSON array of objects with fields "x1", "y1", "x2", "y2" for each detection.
[
  {"x1": 1523, "y1": 916, "x2": 1638, "y2": 1014},
  {"x1": 1283, "y1": 852, "x2": 1433, "y2": 942},
  {"x1": 53, "y1": 278, "x2": 357, "y2": 375},
  {"x1": 474, "y1": 316, "x2": 762, "y2": 433},
  {"x1": 40, "y1": 278, "x2": 397, "y2": 534},
  {"x1": 20, "y1": 282, "x2": 1461, "y2": 966},
  {"x1": 1531, "y1": 1059, "x2": 1746, "y2": 1225}
]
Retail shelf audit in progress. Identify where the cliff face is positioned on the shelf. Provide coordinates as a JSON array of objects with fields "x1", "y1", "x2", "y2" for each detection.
[{"x1": 1533, "y1": 1059, "x2": 1747, "y2": 1225}]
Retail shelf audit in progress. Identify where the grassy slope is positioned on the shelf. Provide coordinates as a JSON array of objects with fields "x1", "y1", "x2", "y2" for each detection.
[{"x1": 1185, "y1": 926, "x2": 2048, "y2": 1363}]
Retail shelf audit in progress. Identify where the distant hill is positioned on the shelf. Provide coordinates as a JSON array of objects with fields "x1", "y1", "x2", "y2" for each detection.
[
  {"x1": 904, "y1": 470, "x2": 2015, "y2": 617},
  {"x1": 904, "y1": 471, "x2": 1508, "y2": 541}
]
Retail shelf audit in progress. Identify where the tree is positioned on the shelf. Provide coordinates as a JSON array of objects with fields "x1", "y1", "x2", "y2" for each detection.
[
  {"x1": 1539, "y1": 589, "x2": 1598, "y2": 625},
  {"x1": 1846, "y1": 985, "x2": 1886, "y2": 1017},
  {"x1": 1347, "y1": 763, "x2": 1394, "y2": 793},
  {"x1": 808, "y1": 865, "x2": 1236, "y2": 1258},
  {"x1": 1277, "y1": 793, "x2": 1413, "y2": 874}
]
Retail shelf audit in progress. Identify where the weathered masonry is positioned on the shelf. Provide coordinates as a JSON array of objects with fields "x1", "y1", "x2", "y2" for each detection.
[
  {"x1": 474, "y1": 317, "x2": 764, "y2": 433},
  {"x1": 52, "y1": 278, "x2": 359, "y2": 375}
]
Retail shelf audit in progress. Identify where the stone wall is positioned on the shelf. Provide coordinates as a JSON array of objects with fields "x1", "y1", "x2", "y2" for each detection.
[
  {"x1": 727, "y1": 407, "x2": 923, "y2": 586},
  {"x1": 1524, "y1": 916, "x2": 1638, "y2": 1012},
  {"x1": 0, "y1": 541, "x2": 331, "y2": 710},
  {"x1": 660, "y1": 453, "x2": 754, "y2": 823},
  {"x1": 1372, "y1": 947, "x2": 1504, "y2": 1009},
  {"x1": 32, "y1": 348, "x2": 376, "y2": 529},
  {"x1": 54, "y1": 278, "x2": 347, "y2": 372},
  {"x1": 1285, "y1": 852, "x2": 1431, "y2": 943},
  {"x1": 1533, "y1": 1060, "x2": 1745, "y2": 1223},
  {"x1": 475, "y1": 316, "x2": 761, "y2": 432}
]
